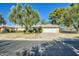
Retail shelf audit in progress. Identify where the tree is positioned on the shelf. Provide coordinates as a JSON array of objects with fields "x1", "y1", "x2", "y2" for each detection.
[
  {"x1": 69, "y1": 4, "x2": 79, "y2": 32},
  {"x1": 49, "y1": 3, "x2": 79, "y2": 32},
  {"x1": 9, "y1": 4, "x2": 23, "y2": 25},
  {"x1": 9, "y1": 4, "x2": 40, "y2": 32},
  {"x1": 63, "y1": 3, "x2": 79, "y2": 32},
  {"x1": 49, "y1": 8, "x2": 65, "y2": 24},
  {"x1": 63, "y1": 7, "x2": 73, "y2": 27},
  {"x1": 23, "y1": 4, "x2": 40, "y2": 31},
  {"x1": 0, "y1": 13, "x2": 6, "y2": 25}
]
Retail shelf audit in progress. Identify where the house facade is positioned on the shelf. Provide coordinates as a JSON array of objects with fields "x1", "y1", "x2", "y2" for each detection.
[
  {"x1": 0, "y1": 24, "x2": 60, "y2": 33},
  {"x1": 32, "y1": 24, "x2": 60, "y2": 33}
]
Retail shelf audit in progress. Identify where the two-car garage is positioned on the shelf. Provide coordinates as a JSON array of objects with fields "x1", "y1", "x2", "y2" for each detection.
[
  {"x1": 32, "y1": 24, "x2": 60, "y2": 33},
  {"x1": 43, "y1": 28, "x2": 59, "y2": 33}
]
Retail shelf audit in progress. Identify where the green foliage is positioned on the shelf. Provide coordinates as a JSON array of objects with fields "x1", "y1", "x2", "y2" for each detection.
[
  {"x1": 38, "y1": 26, "x2": 43, "y2": 33},
  {"x1": 0, "y1": 13, "x2": 6, "y2": 25},
  {"x1": 49, "y1": 8, "x2": 65, "y2": 24},
  {"x1": 28, "y1": 29, "x2": 35, "y2": 33},
  {"x1": 70, "y1": 4, "x2": 79, "y2": 32},
  {"x1": 32, "y1": 27, "x2": 43, "y2": 33},
  {"x1": 49, "y1": 3, "x2": 79, "y2": 32},
  {"x1": 9, "y1": 4, "x2": 23, "y2": 25},
  {"x1": 9, "y1": 4, "x2": 40, "y2": 32}
]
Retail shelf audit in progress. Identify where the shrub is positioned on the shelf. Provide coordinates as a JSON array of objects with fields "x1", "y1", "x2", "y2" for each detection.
[
  {"x1": 33, "y1": 28, "x2": 38, "y2": 33},
  {"x1": 2, "y1": 28, "x2": 10, "y2": 33},
  {"x1": 28, "y1": 29, "x2": 35, "y2": 33},
  {"x1": 38, "y1": 26, "x2": 43, "y2": 33}
]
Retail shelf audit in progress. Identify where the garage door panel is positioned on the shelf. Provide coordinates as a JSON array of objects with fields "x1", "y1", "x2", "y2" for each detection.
[{"x1": 43, "y1": 28, "x2": 57, "y2": 33}]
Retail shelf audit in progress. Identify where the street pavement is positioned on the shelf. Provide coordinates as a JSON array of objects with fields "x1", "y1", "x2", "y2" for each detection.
[{"x1": 0, "y1": 38, "x2": 79, "y2": 56}]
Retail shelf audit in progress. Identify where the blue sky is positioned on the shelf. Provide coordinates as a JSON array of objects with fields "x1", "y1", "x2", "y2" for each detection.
[{"x1": 0, "y1": 3, "x2": 70, "y2": 26}]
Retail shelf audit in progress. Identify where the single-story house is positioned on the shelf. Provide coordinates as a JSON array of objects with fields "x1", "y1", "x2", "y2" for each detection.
[
  {"x1": 0, "y1": 24, "x2": 60, "y2": 33},
  {"x1": 0, "y1": 25, "x2": 16, "y2": 32},
  {"x1": 32, "y1": 24, "x2": 60, "y2": 33},
  {"x1": 0, "y1": 25, "x2": 25, "y2": 32},
  {"x1": 0, "y1": 25, "x2": 5, "y2": 32}
]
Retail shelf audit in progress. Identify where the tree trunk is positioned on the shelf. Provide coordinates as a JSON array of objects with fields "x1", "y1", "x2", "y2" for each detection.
[
  {"x1": 77, "y1": 26, "x2": 79, "y2": 33},
  {"x1": 73, "y1": 23, "x2": 79, "y2": 33},
  {"x1": 77, "y1": 29, "x2": 79, "y2": 33},
  {"x1": 24, "y1": 25, "x2": 29, "y2": 32}
]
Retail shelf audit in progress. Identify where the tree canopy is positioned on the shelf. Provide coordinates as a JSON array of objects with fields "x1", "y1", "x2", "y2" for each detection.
[
  {"x1": 9, "y1": 4, "x2": 40, "y2": 31},
  {"x1": 49, "y1": 3, "x2": 79, "y2": 32},
  {"x1": 49, "y1": 8, "x2": 65, "y2": 24},
  {"x1": 0, "y1": 13, "x2": 6, "y2": 25}
]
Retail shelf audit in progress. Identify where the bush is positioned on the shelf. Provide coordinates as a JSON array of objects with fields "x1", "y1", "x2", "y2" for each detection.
[
  {"x1": 2, "y1": 28, "x2": 10, "y2": 33},
  {"x1": 28, "y1": 29, "x2": 35, "y2": 33},
  {"x1": 27, "y1": 27, "x2": 43, "y2": 33},
  {"x1": 38, "y1": 26, "x2": 43, "y2": 33},
  {"x1": 32, "y1": 27, "x2": 43, "y2": 33},
  {"x1": 10, "y1": 29, "x2": 15, "y2": 32},
  {"x1": 33, "y1": 28, "x2": 38, "y2": 33}
]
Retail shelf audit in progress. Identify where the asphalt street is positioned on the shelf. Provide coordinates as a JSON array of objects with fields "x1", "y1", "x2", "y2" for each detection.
[{"x1": 0, "y1": 38, "x2": 79, "y2": 56}]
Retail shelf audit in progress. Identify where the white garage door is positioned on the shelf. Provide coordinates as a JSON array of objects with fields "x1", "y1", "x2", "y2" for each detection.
[{"x1": 43, "y1": 28, "x2": 57, "y2": 33}]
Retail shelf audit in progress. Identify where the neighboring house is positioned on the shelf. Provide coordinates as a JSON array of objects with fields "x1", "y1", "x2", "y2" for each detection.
[
  {"x1": 0, "y1": 25, "x2": 15, "y2": 32},
  {"x1": 0, "y1": 25, "x2": 5, "y2": 32},
  {"x1": 60, "y1": 26, "x2": 77, "y2": 33},
  {"x1": 0, "y1": 25, "x2": 25, "y2": 32},
  {"x1": 32, "y1": 24, "x2": 60, "y2": 33}
]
